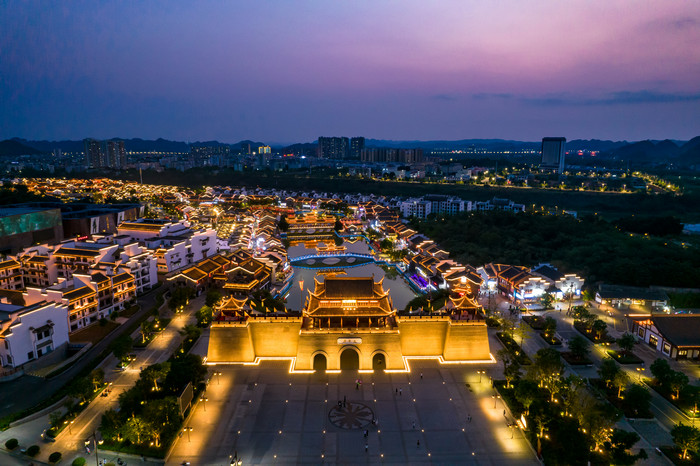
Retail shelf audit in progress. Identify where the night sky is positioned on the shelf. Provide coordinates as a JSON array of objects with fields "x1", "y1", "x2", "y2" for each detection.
[{"x1": 1, "y1": 1, "x2": 699, "y2": 143}]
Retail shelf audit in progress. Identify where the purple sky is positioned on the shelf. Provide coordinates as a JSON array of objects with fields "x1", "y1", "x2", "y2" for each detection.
[{"x1": 1, "y1": 1, "x2": 699, "y2": 143}]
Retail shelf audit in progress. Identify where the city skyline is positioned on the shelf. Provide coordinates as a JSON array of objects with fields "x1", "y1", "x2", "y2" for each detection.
[{"x1": 1, "y1": 1, "x2": 699, "y2": 143}]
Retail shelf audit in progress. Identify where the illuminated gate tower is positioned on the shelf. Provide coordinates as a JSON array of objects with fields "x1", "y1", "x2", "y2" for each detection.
[{"x1": 207, "y1": 275, "x2": 492, "y2": 372}]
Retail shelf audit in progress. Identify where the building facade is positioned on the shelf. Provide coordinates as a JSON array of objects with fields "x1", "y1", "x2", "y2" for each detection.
[{"x1": 207, "y1": 276, "x2": 491, "y2": 372}]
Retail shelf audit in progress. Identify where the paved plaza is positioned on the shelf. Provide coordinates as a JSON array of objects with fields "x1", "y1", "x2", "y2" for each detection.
[{"x1": 167, "y1": 360, "x2": 538, "y2": 465}]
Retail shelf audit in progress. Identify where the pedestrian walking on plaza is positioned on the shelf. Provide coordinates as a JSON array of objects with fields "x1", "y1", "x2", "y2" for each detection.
[
  {"x1": 468, "y1": 414, "x2": 471, "y2": 423},
  {"x1": 412, "y1": 421, "x2": 416, "y2": 430},
  {"x1": 417, "y1": 440, "x2": 420, "y2": 448},
  {"x1": 365, "y1": 443, "x2": 369, "y2": 453},
  {"x1": 338, "y1": 400, "x2": 342, "y2": 409},
  {"x1": 420, "y1": 372, "x2": 423, "y2": 380},
  {"x1": 364, "y1": 429, "x2": 368, "y2": 438},
  {"x1": 343, "y1": 395, "x2": 347, "y2": 406},
  {"x1": 399, "y1": 388, "x2": 402, "y2": 396},
  {"x1": 395, "y1": 388, "x2": 398, "y2": 395}
]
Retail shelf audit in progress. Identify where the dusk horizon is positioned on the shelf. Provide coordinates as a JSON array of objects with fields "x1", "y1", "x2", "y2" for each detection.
[{"x1": 2, "y1": 1, "x2": 700, "y2": 143}]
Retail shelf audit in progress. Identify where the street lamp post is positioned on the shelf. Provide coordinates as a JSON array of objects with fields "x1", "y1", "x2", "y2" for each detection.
[
  {"x1": 230, "y1": 451, "x2": 243, "y2": 465},
  {"x1": 201, "y1": 396, "x2": 208, "y2": 411},
  {"x1": 184, "y1": 426, "x2": 193, "y2": 442},
  {"x1": 84, "y1": 431, "x2": 103, "y2": 466},
  {"x1": 492, "y1": 393, "x2": 501, "y2": 409},
  {"x1": 477, "y1": 370, "x2": 485, "y2": 383},
  {"x1": 636, "y1": 367, "x2": 645, "y2": 382}
]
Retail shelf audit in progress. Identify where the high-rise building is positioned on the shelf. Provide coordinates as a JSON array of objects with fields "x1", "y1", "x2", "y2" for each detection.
[
  {"x1": 540, "y1": 137, "x2": 566, "y2": 173},
  {"x1": 105, "y1": 140, "x2": 127, "y2": 169},
  {"x1": 361, "y1": 148, "x2": 423, "y2": 164},
  {"x1": 317, "y1": 137, "x2": 349, "y2": 159},
  {"x1": 84, "y1": 138, "x2": 105, "y2": 168},
  {"x1": 350, "y1": 137, "x2": 365, "y2": 159}
]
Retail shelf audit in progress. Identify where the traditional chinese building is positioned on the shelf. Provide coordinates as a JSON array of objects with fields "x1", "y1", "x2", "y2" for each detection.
[{"x1": 207, "y1": 275, "x2": 491, "y2": 372}]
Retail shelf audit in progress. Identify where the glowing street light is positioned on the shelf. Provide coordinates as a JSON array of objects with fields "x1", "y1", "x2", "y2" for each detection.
[
  {"x1": 477, "y1": 370, "x2": 485, "y2": 383},
  {"x1": 184, "y1": 426, "x2": 193, "y2": 442}
]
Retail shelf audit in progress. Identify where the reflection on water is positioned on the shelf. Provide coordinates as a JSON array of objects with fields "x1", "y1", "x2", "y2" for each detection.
[{"x1": 285, "y1": 239, "x2": 418, "y2": 311}]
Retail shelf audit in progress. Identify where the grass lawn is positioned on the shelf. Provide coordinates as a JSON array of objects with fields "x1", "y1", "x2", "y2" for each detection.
[
  {"x1": 69, "y1": 321, "x2": 120, "y2": 345},
  {"x1": 606, "y1": 349, "x2": 644, "y2": 364}
]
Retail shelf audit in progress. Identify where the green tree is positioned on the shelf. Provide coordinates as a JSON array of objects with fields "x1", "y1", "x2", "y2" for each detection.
[
  {"x1": 497, "y1": 349, "x2": 521, "y2": 388},
  {"x1": 568, "y1": 335, "x2": 590, "y2": 361},
  {"x1": 617, "y1": 333, "x2": 636, "y2": 354},
  {"x1": 67, "y1": 377, "x2": 92, "y2": 404},
  {"x1": 541, "y1": 292, "x2": 554, "y2": 310},
  {"x1": 581, "y1": 402, "x2": 619, "y2": 451},
  {"x1": 529, "y1": 348, "x2": 564, "y2": 391},
  {"x1": 581, "y1": 289, "x2": 594, "y2": 303},
  {"x1": 650, "y1": 358, "x2": 674, "y2": 388},
  {"x1": 143, "y1": 397, "x2": 181, "y2": 447},
  {"x1": 622, "y1": 384, "x2": 651, "y2": 418},
  {"x1": 592, "y1": 319, "x2": 608, "y2": 340},
  {"x1": 196, "y1": 305, "x2": 213, "y2": 327},
  {"x1": 542, "y1": 316, "x2": 557, "y2": 338},
  {"x1": 671, "y1": 423, "x2": 700, "y2": 460},
  {"x1": 89, "y1": 368, "x2": 104, "y2": 391},
  {"x1": 123, "y1": 414, "x2": 148, "y2": 445},
  {"x1": 598, "y1": 358, "x2": 620, "y2": 388},
  {"x1": 100, "y1": 409, "x2": 124, "y2": 442},
  {"x1": 49, "y1": 411, "x2": 63, "y2": 429},
  {"x1": 613, "y1": 369, "x2": 631, "y2": 398},
  {"x1": 670, "y1": 371, "x2": 690, "y2": 400},
  {"x1": 205, "y1": 290, "x2": 222, "y2": 308},
  {"x1": 141, "y1": 362, "x2": 171, "y2": 392},
  {"x1": 168, "y1": 287, "x2": 193, "y2": 311},
  {"x1": 140, "y1": 320, "x2": 155, "y2": 343},
  {"x1": 570, "y1": 305, "x2": 589, "y2": 320},
  {"x1": 112, "y1": 334, "x2": 133, "y2": 365},
  {"x1": 604, "y1": 428, "x2": 645, "y2": 466}
]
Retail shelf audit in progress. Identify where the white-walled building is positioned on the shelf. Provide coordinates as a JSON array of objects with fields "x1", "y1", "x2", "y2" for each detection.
[
  {"x1": 532, "y1": 264, "x2": 585, "y2": 299},
  {"x1": 400, "y1": 199, "x2": 431, "y2": 218},
  {"x1": 0, "y1": 301, "x2": 70, "y2": 369}
]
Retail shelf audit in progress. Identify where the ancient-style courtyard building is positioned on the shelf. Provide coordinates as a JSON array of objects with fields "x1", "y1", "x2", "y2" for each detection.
[{"x1": 207, "y1": 275, "x2": 491, "y2": 372}]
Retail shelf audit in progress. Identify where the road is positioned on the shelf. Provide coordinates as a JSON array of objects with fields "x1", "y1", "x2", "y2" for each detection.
[
  {"x1": 0, "y1": 294, "x2": 202, "y2": 466},
  {"x1": 46, "y1": 305, "x2": 197, "y2": 463},
  {"x1": 0, "y1": 287, "x2": 165, "y2": 419}
]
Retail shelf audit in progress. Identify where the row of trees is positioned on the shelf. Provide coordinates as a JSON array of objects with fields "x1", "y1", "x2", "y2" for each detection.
[
  {"x1": 100, "y1": 354, "x2": 207, "y2": 454},
  {"x1": 500, "y1": 347, "x2": 647, "y2": 464}
]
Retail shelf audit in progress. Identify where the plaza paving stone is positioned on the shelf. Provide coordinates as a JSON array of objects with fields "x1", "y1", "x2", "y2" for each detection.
[{"x1": 167, "y1": 360, "x2": 538, "y2": 465}]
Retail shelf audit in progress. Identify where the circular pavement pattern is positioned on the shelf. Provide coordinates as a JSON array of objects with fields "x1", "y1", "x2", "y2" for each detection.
[{"x1": 328, "y1": 402, "x2": 375, "y2": 430}]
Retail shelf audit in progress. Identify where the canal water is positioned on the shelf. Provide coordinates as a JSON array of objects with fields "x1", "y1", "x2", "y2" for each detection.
[{"x1": 285, "y1": 240, "x2": 418, "y2": 311}]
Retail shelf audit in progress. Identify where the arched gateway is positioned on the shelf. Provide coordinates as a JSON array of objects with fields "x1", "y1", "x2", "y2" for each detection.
[
  {"x1": 339, "y1": 347, "x2": 360, "y2": 370},
  {"x1": 313, "y1": 353, "x2": 327, "y2": 372}
]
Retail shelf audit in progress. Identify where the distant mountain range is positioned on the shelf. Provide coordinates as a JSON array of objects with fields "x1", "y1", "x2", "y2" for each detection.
[
  {"x1": 602, "y1": 137, "x2": 700, "y2": 165},
  {"x1": 1, "y1": 135, "x2": 699, "y2": 166}
]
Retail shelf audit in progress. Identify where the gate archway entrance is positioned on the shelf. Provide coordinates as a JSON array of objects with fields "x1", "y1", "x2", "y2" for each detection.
[
  {"x1": 339, "y1": 347, "x2": 360, "y2": 370},
  {"x1": 372, "y1": 353, "x2": 386, "y2": 371},
  {"x1": 313, "y1": 353, "x2": 327, "y2": 372}
]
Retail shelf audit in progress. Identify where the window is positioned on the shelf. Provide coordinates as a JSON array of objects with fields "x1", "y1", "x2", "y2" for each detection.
[
  {"x1": 663, "y1": 343, "x2": 671, "y2": 355},
  {"x1": 27, "y1": 351, "x2": 34, "y2": 360},
  {"x1": 649, "y1": 335, "x2": 659, "y2": 348}
]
